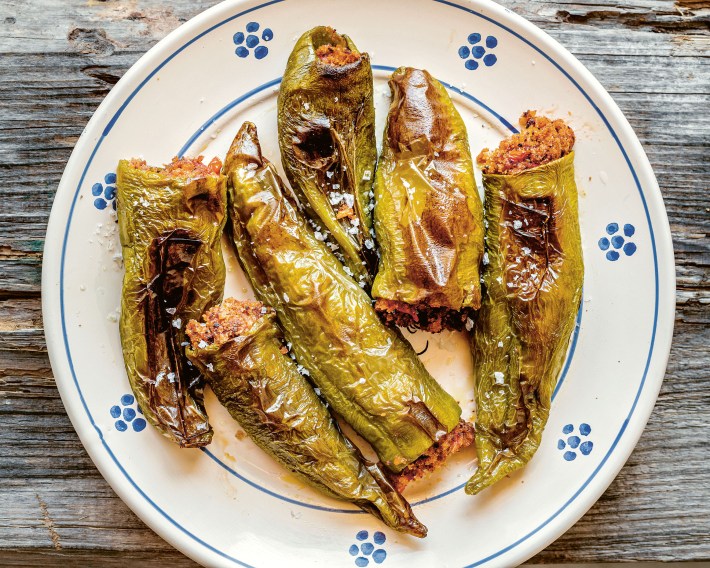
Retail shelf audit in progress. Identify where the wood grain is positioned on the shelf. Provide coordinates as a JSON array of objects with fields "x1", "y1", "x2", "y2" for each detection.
[{"x1": 0, "y1": 0, "x2": 708, "y2": 565}]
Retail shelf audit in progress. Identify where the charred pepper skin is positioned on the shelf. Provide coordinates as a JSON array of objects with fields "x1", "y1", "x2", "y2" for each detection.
[
  {"x1": 466, "y1": 152, "x2": 583, "y2": 494},
  {"x1": 278, "y1": 26, "x2": 377, "y2": 285},
  {"x1": 186, "y1": 305, "x2": 427, "y2": 538},
  {"x1": 116, "y1": 159, "x2": 227, "y2": 447},
  {"x1": 225, "y1": 122, "x2": 462, "y2": 473},
  {"x1": 372, "y1": 68, "x2": 484, "y2": 332}
]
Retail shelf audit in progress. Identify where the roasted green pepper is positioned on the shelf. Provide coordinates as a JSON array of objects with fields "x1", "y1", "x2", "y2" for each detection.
[
  {"x1": 466, "y1": 113, "x2": 583, "y2": 494},
  {"x1": 185, "y1": 298, "x2": 427, "y2": 537},
  {"x1": 278, "y1": 26, "x2": 377, "y2": 286},
  {"x1": 116, "y1": 157, "x2": 226, "y2": 447},
  {"x1": 225, "y1": 122, "x2": 462, "y2": 472},
  {"x1": 372, "y1": 67, "x2": 484, "y2": 332}
]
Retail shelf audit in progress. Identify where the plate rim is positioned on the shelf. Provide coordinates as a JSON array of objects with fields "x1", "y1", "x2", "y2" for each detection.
[{"x1": 41, "y1": 0, "x2": 676, "y2": 566}]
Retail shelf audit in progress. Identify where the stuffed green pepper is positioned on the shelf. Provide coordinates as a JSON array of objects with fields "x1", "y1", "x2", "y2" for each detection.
[
  {"x1": 467, "y1": 112, "x2": 583, "y2": 494},
  {"x1": 116, "y1": 156, "x2": 226, "y2": 447},
  {"x1": 225, "y1": 122, "x2": 470, "y2": 474},
  {"x1": 278, "y1": 26, "x2": 377, "y2": 286},
  {"x1": 372, "y1": 67, "x2": 484, "y2": 332},
  {"x1": 185, "y1": 298, "x2": 427, "y2": 537}
]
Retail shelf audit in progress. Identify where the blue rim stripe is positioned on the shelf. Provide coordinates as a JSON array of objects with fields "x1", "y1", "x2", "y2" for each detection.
[{"x1": 55, "y1": 1, "x2": 661, "y2": 566}]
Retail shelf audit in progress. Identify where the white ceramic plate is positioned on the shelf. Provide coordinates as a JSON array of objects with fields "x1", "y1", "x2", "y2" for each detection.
[{"x1": 42, "y1": 0, "x2": 675, "y2": 566}]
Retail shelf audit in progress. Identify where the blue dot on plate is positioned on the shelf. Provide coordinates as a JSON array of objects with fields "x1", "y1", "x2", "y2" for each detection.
[
  {"x1": 236, "y1": 46, "x2": 249, "y2": 58},
  {"x1": 567, "y1": 435, "x2": 580, "y2": 449},
  {"x1": 104, "y1": 172, "x2": 116, "y2": 184},
  {"x1": 246, "y1": 21, "x2": 259, "y2": 32},
  {"x1": 361, "y1": 542, "x2": 374, "y2": 555},
  {"x1": 355, "y1": 557, "x2": 369, "y2": 567},
  {"x1": 132, "y1": 418, "x2": 147, "y2": 432},
  {"x1": 557, "y1": 439, "x2": 566, "y2": 450},
  {"x1": 468, "y1": 32, "x2": 481, "y2": 44},
  {"x1": 562, "y1": 424, "x2": 574, "y2": 434},
  {"x1": 233, "y1": 31, "x2": 244, "y2": 45},
  {"x1": 458, "y1": 46, "x2": 470, "y2": 59},
  {"x1": 483, "y1": 53, "x2": 497, "y2": 67},
  {"x1": 373, "y1": 549, "x2": 387, "y2": 564},
  {"x1": 611, "y1": 235, "x2": 624, "y2": 249},
  {"x1": 356, "y1": 530, "x2": 368, "y2": 541},
  {"x1": 624, "y1": 223, "x2": 635, "y2": 237},
  {"x1": 110, "y1": 405, "x2": 121, "y2": 418},
  {"x1": 486, "y1": 35, "x2": 498, "y2": 48},
  {"x1": 563, "y1": 451, "x2": 577, "y2": 461},
  {"x1": 104, "y1": 185, "x2": 116, "y2": 200},
  {"x1": 624, "y1": 242, "x2": 637, "y2": 256},
  {"x1": 465, "y1": 59, "x2": 479, "y2": 70},
  {"x1": 598, "y1": 237, "x2": 610, "y2": 250},
  {"x1": 262, "y1": 28, "x2": 273, "y2": 41},
  {"x1": 373, "y1": 532, "x2": 386, "y2": 545},
  {"x1": 580, "y1": 441, "x2": 594, "y2": 455},
  {"x1": 472, "y1": 45, "x2": 485, "y2": 59},
  {"x1": 246, "y1": 34, "x2": 259, "y2": 48},
  {"x1": 349, "y1": 545, "x2": 359, "y2": 556},
  {"x1": 115, "y1": 420, "x2": 127, "y2": 432},
  {"x1": 121, "y1": 394, "x2": 134, "y2": 406},
  {"x1": 606, "y1": 250, "x2": 620, "y2": 261},
  {"x1": 123, "y1": 407, "x2": 136, "y2": 422},
  {"x1": 606, "y1": 222, "x2": 619, "y2": 235},
  {"x1": 254, "y1": 46, "x2": 269, "y2": 60},
  {"x1": 94, "y1": 198, "x2": 107, "y2": 210},
  {"x1": 579, "y1": 423, "x2": 591, "y2": 436},
  {"x1": 91, "y1": 183, "x2": 103, "y2": 196}
]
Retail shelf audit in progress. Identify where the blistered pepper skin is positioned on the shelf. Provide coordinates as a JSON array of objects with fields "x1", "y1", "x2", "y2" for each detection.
[
  {"x1": 372, "y1": 68, "x2": 484, "y2": 325},
  {"x1": 278, "y1": 26, "x2": 377, "y2": 285},
  {"x1": 225, "y1": 122, "x2": 462, "y2": 473},
  {"x1": 467, "y1": 152, "x2": 583, "y2": 494},
  {"x1": 116, "y1": 161, "x2": 226, "y2": 447},
  {"x1": 186, "y1": 311, "x2": 427, "y2": 537}
]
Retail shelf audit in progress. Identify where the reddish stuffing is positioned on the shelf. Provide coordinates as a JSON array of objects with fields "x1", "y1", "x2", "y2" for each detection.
[
  {"x1": 391, "y1": 421, "x2": 476, "y2": 493},
  {"x1": 129, "y1": 155, "x2": 223, "y2": 177},
  {"x1": 186, "y1": 298, "x2": 268, "y2": 349},
  {"x1": 375, "y1": 298, "x2": 474, "y2": 333},
  {"x1": 316, "y1": 44, "x2": 360, "y2": 66},
  {"x1": 477, "y1": 111, "x2": 575, "y2": 175}
]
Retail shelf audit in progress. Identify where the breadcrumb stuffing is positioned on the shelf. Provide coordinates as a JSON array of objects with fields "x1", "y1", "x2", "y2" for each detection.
[
  {"x1": 129, "y1": 156, "x2": 223, "y2": 177},
  {"x1": 477, "y1": 111, "x2": 575, "y2": 175},
  {"x1": 375, "y1": 298, "x2": 476, "y2": 333},
  {"x1": 316, "y1": 43, "x2": 360, "y2": 66},
  {"x1": 186, "y1": 298, "x2": 269, "y2": 349},
  {"x1": 391, "y1": 420, "x2": 476, "y2": 492},
  {"x1": 335, "y1": 204, "x2": 354, "y2": 220}
]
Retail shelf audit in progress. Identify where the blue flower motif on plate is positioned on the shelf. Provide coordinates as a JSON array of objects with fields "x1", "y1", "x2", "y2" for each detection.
[
  {"x1": 558, "y1": 423, "x2": 593, "y2": 461},
  {"x1": 91, "y1": 172, "x2": 117, "y2": 211},
  {"x1": 233, "y1": 21, "x2": 273, "y2": 60},
  {"x1": 348, "y1": 530, "x2": 387, "y2": 565},
  {"x1": 458, "y1": 33, "x2": 498, "y2": 71},
  {"x1": 598, "y1": 222, "x2": 637, "y2": 261},
  {"x1": 110, "y1": 393, "x2": 146, "y2": 433}
]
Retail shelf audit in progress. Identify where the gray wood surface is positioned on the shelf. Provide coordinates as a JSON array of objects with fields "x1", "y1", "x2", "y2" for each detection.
[{"x1": 0, "y1": 0, "x2": 708, "y2": 565}]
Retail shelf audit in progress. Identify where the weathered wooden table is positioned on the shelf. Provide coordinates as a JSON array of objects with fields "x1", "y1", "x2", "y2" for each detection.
[{"x1": 1, "y1": 0, "x2": 708, "y2": 565}]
